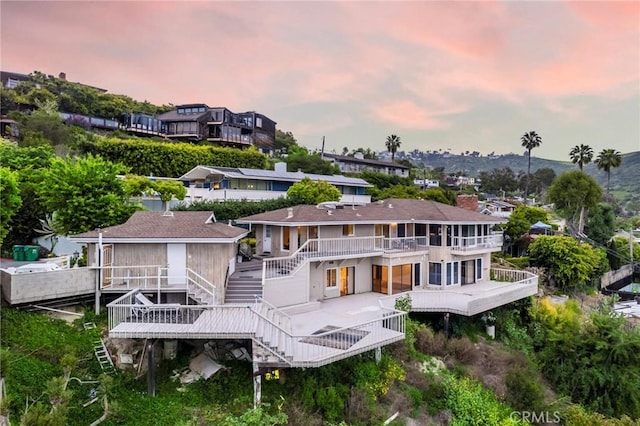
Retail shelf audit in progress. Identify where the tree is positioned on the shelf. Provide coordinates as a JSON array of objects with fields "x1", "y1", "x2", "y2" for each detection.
[
  {"x1": 284, "y1": 145, "x2": 340, "y2": 175},
  {"x1": 569, "y1": 144, "x2": 594, "y2": 171},
  {"x1": 36, "y1": 155, "x2": 139, "y2": 235},
  {"x1": 478, "y1": 167, "x2": 519, "y2": 194},
  {"x1": 274, "y1": 129, "x2": 297, "y2": 153},
  {"x1": 286, "y1": 178, "x2": 341, "y2": 205},
  {"x1": 0, "y1": 168, "x2": 22, "y2": 245},
  {"x1": 547, "y1": 170, "x2": 601, "y2": 233},
  {"x1": 594, "y1": 148, "x2": 622, "y2": 194},
  {"x1": 503, "y1": 205, "x2": 550, "y2": 240},
  {"x1": 529, "y1": 235, "x2": 608, "y2": 293},
  {"x1": 520, "y1": 131, "x2": 542, "y2": 202},
  {"x1": 123, "y1": 175, "x2": 187, "y2": 211},
  {"x1": 583, "y1": 203, "x2": 616, "y2": 245},
  {"x1": 385, "y1": 134, "x2": 401, "y2": 162}
]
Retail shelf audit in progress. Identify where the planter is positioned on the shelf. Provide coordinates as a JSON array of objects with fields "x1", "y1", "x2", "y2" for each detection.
[{"x1": 486, "y1": 325, "x2": 496, "y2": 339}]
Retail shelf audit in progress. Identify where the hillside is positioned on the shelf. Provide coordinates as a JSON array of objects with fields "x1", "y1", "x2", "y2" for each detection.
[{"x1": 409, "y1": 151, "x2": 640, "y2": 210}]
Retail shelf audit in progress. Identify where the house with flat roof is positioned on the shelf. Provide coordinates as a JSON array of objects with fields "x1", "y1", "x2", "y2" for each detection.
[
  {"x1": 322, "y1": 153, "x2": 410, "y2": 177},
  {"x1": 178, "y1": 162, "x2": 372, "y2": 205},
  {"x1": 141, "y1": 104, "x2": 277, "y2": 153}
]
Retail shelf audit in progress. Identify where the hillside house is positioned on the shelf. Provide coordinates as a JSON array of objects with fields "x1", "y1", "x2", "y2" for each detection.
[
  {"x1": 178, "y1": 162, "x2": 372, "y2": 205},
  {"x1": 322, "y1": 153, "x2": 410, "y2": 177}
]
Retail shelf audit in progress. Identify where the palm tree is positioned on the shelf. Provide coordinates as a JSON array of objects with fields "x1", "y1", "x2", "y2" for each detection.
[
  {"x1": 569, "y1": 144, "x2": 594, "y2": 171},
  {"x1": 594, "y1": 149, "x2": 622, "y2": 193},
  {"x1": 520, "y1": 130, "x2": 542, "y2": 202},
  {"x1": 385, "y1": 134, "x2": 401, "y2": 162}
]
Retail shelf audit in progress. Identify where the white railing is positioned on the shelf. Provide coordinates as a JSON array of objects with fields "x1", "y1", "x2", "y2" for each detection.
[
  {"x1": 450, "y1": 234, "x2": 503, "y2": 252},
  {"x1": 491, "y1": 268, "x2": 537, "y2": 285},
  {"x1": 251, "y1": 300, "x2": 406, "y2": 367},
  {"x1": 264, "y1": 236, "x2": 432, "y2": 279},
  {"x1": 99, "y1": 265, "x2": 165, "y2": 289},
  {"x1": 107, "y1": 289, "x2": 253, "y2": 334},
  {"x1": 186, "y1": 268, "x2": 216, "y2": 304},
  {"x1": 383, "y1": 236, "x2": 429, "y2": 253},
  {"x1": 108, "y1": 291, "x2": 406, "y2": 367}
]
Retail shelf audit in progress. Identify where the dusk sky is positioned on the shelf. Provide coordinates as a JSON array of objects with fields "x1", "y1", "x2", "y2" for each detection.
[{"x1": 2, "y1": 1, "x2": 639, "y2": 160}]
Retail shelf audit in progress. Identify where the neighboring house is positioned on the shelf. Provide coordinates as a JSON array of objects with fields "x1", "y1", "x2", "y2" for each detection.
[
  {"x1": 178, "y1": 162, "x2": 372, "y2": 205},
  {"x1": 0, "y1": 71, "x2": 31, "y2": 89},
  {"x1": 413, "y1": 178, "x2": 440, "y2": 189},
  {"x1": 322, "y1": 153, "x2": 410, "y2": 177},
  {"x1": 71, "y1": 211, "x2": 249, "y2": 305},
  {"x1": 139, "y1": 104, "x2": 277, "y2": 153},
  {"x1": 480, "y1": 200, "x2": 517, "y2": 218}
]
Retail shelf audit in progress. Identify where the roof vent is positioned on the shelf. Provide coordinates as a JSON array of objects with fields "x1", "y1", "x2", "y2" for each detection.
[
  {"x1": 287, "y1": 207, "x2": 294, "y2": 218},
  {"x1": 327, "y1": 210, "x2": 332, "y2": 216},
  {"x1": 388, "y1": 203, "x2": 393, "y2": 208},
  {"x1": 162, "y1": 211, "x2": 174, "y2": 217}
]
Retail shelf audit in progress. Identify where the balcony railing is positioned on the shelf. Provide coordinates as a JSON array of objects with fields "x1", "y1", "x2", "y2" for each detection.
[
  {"x1": 450, "y1": 234, "x2": 503, "y2": 252},
  {"x1": 107, "y1": 290, "x2": 407, "y2": 367}
]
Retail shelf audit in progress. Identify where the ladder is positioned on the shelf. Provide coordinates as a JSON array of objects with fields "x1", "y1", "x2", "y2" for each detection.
[{"x1": 93, "y1": 339, "x2": 116, "y2": 374}]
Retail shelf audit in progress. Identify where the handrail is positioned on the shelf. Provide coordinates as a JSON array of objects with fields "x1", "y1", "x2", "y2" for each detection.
[{"x1": 186, "y1": 268, "x2": 216, "y2": 304}]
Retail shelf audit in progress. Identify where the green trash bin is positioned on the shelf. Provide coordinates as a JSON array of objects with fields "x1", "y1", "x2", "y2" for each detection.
[
  {"x1": 24, "y1": 246, "x2": 40, "y2": 261},
  {"x1": 12, "y1": 245, "x2": 25, "y2": 261}
]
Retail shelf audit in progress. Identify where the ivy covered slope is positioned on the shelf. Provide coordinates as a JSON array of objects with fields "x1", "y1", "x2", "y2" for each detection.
[{"x1": 79, "y1": 135, "x2": 269, "y2": 177}]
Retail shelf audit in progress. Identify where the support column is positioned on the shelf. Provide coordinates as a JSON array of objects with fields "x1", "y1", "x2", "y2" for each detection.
[
  {"x1": 147, "y1": 340, "x2": 155, "y2": 397},
  {"x1": 444, "y1": 313, "x2": 450, "y2": 339},
  {"x1": 374, "y1": 347, "x2": 382, "y2": 364},
  {"x1": 253, "y1": 361, "x2": 261, "y2": 408}
]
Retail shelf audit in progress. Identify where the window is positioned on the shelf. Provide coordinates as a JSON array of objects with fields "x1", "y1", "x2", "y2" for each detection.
[
  {"x1": 397, "y1": 224, "x2": 406, "y2": 238},
  {"x1": 326, "y1": 269, "x2": 337, "y2": 288},
  {"x1": 282, "y1": 227, "x2": 290, "y2": 251},
  {"x1": 256, "y1": 117, "x2": 263, "y2": 127},
  {"x1": 476, "y1": 258, "x2": 483, "y2": 280},
  {"x1": 446, "y1": 261, "x2": 460, "y2": 285},
  {"x1": 429, "y1": 224, "x2": 442, "y2": 246},
  {"x1": 392, "y1": 264, "x2": 412, "y2": 294},
  {"x1": 372, "y1": 265, "x2": 388, "y2": 294},
  {"x1": 342, "y1": 224, "x2": 354, "y2": 236},
  {"x1": 414, "y1": 263, "x2": 421, "y2": 286},
  {"x1": 428, "y1": 262, "x2": 442, "y2": 285}
]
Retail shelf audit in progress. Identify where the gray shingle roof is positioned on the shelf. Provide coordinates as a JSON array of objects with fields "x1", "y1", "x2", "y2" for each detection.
[
  {"x1": 71, "y1": 211, "x2": 248, "y2": 241},
  {"x1": 236, "y1": 198, "x2": 505, "y2": 225}
]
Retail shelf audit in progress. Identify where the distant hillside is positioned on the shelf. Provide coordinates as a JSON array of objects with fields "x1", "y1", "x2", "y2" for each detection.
[{"x1": 408, "y1": 151, "x2": 639, "y2": 212}]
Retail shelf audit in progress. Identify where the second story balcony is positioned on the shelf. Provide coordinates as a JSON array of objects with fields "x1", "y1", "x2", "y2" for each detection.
[{"x1": 450, "y1": 234, "x2": 503, "y2": 254}]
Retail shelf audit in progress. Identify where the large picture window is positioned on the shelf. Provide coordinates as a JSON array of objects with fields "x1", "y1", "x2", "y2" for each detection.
[
  {"x1": 391, "y1": 264, "x2": 412, "y2": 294},
  {"x1": 372, "y1": 265, "x2": 388, "y2": 294}
]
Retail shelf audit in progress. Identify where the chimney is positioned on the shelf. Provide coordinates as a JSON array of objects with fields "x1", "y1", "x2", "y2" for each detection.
[
  {"x1": 456, "y1": 194, "x2": 478, "y2": 212},
  {"x1": 58, "y1": 72, "x2": 66, "y2": 80},
  {"x1": 274, "y1": 162, "x2": 287, "y2": 173}
]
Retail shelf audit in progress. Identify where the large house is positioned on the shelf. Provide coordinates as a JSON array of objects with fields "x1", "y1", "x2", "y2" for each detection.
[
  {"x1": 178, "y1": 162, "x2": 372, "y2": 205},
  {"x1": 61, "y1": 199, "x2": 537, "y2": 403},
  {"x1": 123, "y1": 104, "x2": 277, "y2": 153},
  {"x1": 322, "y1": 153, "x2": 410, "y2": 177}
]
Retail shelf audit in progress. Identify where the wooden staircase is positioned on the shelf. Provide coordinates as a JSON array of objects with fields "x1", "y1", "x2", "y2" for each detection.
[
  {"x1": 252, "y1": 301, "x2": 293, "y2": 365},
  {"x1": 225, "y1": 259, "x2": 263, "y2": 304}
]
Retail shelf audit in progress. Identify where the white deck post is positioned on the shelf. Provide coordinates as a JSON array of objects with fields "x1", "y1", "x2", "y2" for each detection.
[{"x1": 253, "y1": 361, "x2": 261, "y2": 408}]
